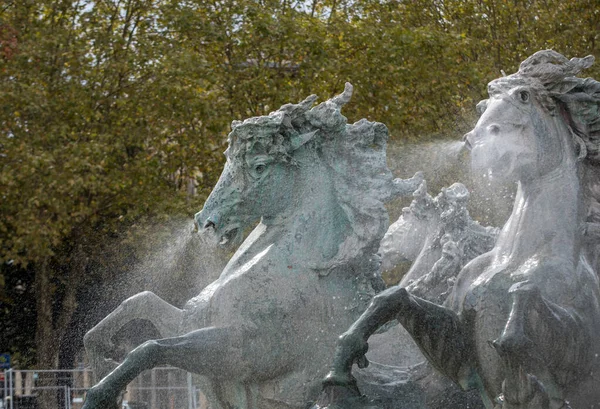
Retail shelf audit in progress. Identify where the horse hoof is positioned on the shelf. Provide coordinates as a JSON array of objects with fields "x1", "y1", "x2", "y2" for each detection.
[
  {"x1": 337, "y1": 332, "x2": 369, "y2": 362},
  {"x1": 323, "y1": 371, "x2": 359, "y2": 392}
]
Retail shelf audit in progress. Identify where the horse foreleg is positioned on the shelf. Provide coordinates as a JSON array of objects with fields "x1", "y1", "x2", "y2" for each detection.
[
  {"x1": 324, "y1": 286, "x2": 413, "y2": 391},
  {"x1": 392, "y1": 289, "x2": 481, "y2": 386},
  {"x1": 84, "y1": 291, "x2": 183, "y2": 381},
  {"x1": 325, "y1": 287, "x2": 480, "y2": 397},
  {"x1": 492, "y1": 281, "x2": 588, "y2": 408},
  {"x1": 82, "y1": 326, "x2": 249, "y2": 409}
]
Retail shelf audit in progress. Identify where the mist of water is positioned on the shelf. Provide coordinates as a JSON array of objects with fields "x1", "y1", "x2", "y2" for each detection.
[
  {"x1": 387, "y1": 138, "x2": 514, "y2": 227},
  {"x1": 105, "y1": 218, "x2": 228, "y2": 309},
  {"x1": 97, "y1": 136, "x2": 514, "y2": 316}
]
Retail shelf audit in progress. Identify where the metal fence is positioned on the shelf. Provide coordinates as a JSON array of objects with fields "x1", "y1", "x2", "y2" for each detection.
[{"x1": 1, "y1": 367, "x2": 204, "y2": 409}]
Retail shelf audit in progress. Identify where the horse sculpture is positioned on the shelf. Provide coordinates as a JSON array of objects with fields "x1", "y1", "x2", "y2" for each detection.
[
  {"x1": 323, "y1": 51, "x2": 600, "y2": 409},
  {"x1": 343, "y1": 182, "x2": 498, "y2": 409},
  {"x1": 82, "y1": 83, "x2": 422, "y2": 409},
  {"x1": 380, "y1": 181, "x2": 498, "y2": 303}
]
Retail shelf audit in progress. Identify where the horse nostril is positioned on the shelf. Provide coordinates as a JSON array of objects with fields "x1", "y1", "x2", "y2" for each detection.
[
  {"x1": 463, "y1": 132, "x2": 473, "y2": 151},
  {"x1": 488, "y1": 124, "x2": 500, "y2": 135},
  {"x1": 204, "y1": 220, "x2": 216, "y2": 230}
]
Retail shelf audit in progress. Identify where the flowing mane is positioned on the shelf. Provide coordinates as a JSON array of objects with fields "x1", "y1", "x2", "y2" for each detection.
[{"x1": 227, "y1": 83, "x2": 409, "y2": 289}]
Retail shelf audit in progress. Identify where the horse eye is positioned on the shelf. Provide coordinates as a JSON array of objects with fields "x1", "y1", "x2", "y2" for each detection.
[
  {"x1": 255, "y1": 164, "x2": 267, "y2": 174},
  {"x1": 519, "y1": 90, "x2": 530, "y2": 103}
]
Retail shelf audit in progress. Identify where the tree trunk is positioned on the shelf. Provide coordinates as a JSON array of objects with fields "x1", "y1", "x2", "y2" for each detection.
[
  {"x1": 35, "y1": 258, "x2": 60, "y2": 409},
  {"x1": 34, "y1": 254, "x2": 81, "y2": 409}
]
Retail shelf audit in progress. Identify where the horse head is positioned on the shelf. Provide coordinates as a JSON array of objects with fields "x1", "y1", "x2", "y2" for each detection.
[
  {"x1": 464, "y1": 50, "x2": 596, "y2": 184},
  {"x1": 194, "y1": 92, "x2": 323, "y2": 247},
  {"x1": 196, "y1": 82, "x2": 419, "y2": 295},
  {"x1": 380, "y1": 181, "x2": 437, "y2": 271}
]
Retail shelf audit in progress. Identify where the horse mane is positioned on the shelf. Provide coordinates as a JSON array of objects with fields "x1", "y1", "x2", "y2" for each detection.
[
  {"x1": 227, "y1": 83, "x2": 407, "y2": 293},
  {"x1": 407, "y1": 181, "x2": 499, "y2": 265}
]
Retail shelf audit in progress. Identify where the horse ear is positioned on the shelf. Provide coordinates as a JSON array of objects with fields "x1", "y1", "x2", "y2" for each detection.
[
  {"x1": 290, "y1": 130, "x2": 318, "y2": 151},
  {"x1": 331, "y1": 82, "x2": 353, "y2": 107}
]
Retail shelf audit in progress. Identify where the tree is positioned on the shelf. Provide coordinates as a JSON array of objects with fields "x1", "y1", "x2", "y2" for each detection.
[{"x1": 0, "y1": 1, "x2": 225, "y2": 407}]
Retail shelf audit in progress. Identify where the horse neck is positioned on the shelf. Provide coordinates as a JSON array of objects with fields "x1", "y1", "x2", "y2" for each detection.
[
  {"x1": 270, "y1": 159, "x2": 348, "y2": 267},
  {"x1": 495, "y1": 159, "x2": 584, "y2": 266}
]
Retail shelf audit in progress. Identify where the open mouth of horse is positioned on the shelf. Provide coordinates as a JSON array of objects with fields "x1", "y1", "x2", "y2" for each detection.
[
  {"x1": 218, "y1": 225, "x2": 242, "y2": 246},
  {"x1": 198, "y1": 220, "x2": 243, "y2": 248}
]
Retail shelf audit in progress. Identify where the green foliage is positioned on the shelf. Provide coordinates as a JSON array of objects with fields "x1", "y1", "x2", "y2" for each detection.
[{"x1": 0, "y1": 0, "x2": 225, "y2": 267}]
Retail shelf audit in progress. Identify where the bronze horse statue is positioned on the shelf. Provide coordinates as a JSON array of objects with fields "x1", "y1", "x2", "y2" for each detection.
[
  {"x1": 82, "y1": 84, "x2": 422, "y2": 409},
  {"x1": 324, "y1": 51, "x2": 600, "y2": 409}
]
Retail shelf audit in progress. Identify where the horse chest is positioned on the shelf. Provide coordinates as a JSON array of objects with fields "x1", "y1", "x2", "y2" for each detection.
[{"x1": 448, "y1": 267, "x2": 509, "y2": 396}]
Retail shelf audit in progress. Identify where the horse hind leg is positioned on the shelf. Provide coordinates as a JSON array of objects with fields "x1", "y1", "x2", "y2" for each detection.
[{"x1": 84, "y1": 291, "x2": 183, "y2": 381}]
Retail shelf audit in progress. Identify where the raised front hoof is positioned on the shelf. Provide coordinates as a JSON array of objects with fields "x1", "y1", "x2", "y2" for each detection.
[
  {"x1": 81, "y1": 385, "x2": 120, "y2": 409},
  {"x1": 334, "y1": 332, "x2": 370, "y2": 370},
  {"x1": 314, "y1": 374, "x2": 379, "y2": 409}
]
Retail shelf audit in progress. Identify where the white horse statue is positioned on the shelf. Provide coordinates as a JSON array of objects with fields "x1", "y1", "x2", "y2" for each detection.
[{"x1": 325, "y1": 50, "x2": 600, "y2": 409}]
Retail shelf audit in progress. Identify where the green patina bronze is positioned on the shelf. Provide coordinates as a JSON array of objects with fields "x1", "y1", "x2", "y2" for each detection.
[{"x1": 82, "y1": 84, "x2": 422, "y2": 409}]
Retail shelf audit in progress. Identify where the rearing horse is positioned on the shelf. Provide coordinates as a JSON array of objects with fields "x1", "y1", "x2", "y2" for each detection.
[
  {"x1": 82, "y1": 84, "x2": 421, "y2": 409},
  {"x1": 325, "y1": 51, "x2": 600, "y2": 409}
]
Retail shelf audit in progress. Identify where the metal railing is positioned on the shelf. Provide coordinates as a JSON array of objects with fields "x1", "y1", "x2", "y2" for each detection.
[{"x1": 2, "y1": 367, "x2": 202, "y2": 409}]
